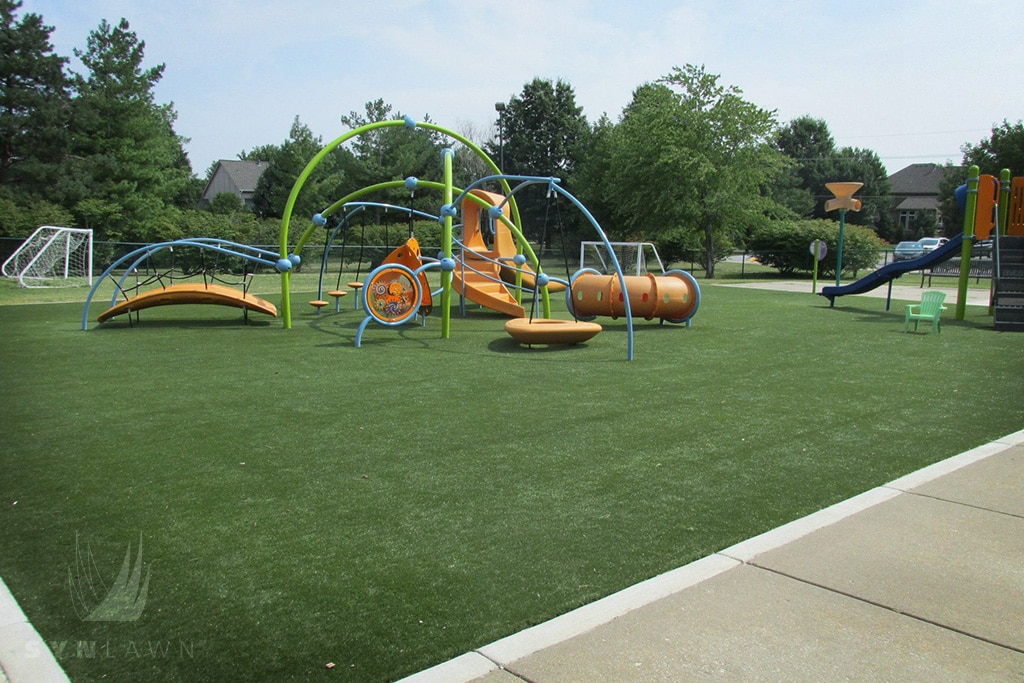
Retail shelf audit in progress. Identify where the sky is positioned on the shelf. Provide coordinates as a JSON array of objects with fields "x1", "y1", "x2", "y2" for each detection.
[{"x1": 19, "y1": 0, "x2": 1024, "y2": 178}]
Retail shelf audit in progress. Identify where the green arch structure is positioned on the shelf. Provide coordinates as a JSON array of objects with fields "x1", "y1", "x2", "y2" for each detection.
[{"x1": 278, "y1": 118, "x2": 548, "y2": 333}]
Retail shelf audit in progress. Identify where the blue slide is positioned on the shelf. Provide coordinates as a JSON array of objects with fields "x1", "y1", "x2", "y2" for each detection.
[{"x1": 819, "y1": 233, "x2": 964, "y2": 305}]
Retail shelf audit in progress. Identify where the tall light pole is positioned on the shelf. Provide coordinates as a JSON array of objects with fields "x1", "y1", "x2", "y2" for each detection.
[{"x1": 494, "y1": 101, "x2": 505, "y2": 172}]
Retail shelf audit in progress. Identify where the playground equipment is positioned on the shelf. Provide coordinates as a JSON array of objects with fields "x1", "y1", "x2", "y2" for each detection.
[
  {"x1": 991, "y1": 170, "x2": 1024, "y2": 330},
  {"x1": 1009, "y1": 176, "x2": 1024, "y2": 236},
  {"x1": 78, "y1": 119, "x2": 705, "y2": 356},
  {"x1": 270, "y1": 118, "x2": 704, "y2": 358},
  {"x1": 451, "y1": 189, "x2": 527, "y2": 318},
  {"x1": 820, "y1": 166, "x2": 1024, "y2": 331},
  {"x1": 824, "y1": 181, "x2": 863, "y2": 288},
  {"x1": 504, "y1": 317, "x2": 602, "y2": 345},
  {"x1": 96, "y1": 283, "x2": 276, "y2": 322},
  {"x1": 568, "y1": 269, "x2": 701, "y2": 325},
  {"x1": 82, "y1": 239, "x2": 282, "y2": 329},
  {"x1": 2, "y1": 226, "x2": 93, "y2": 288},
  {"x1": 819, "y1": 234, "x2": 964, "y2": 309},
  {"x1": 313, "y1": 200, "x2": 441, "y2": 312}
]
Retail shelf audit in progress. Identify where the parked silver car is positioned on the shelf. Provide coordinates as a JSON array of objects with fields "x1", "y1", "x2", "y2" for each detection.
[
  {"x1": 894, "y1": 241, "x2": 925, "y2": 261},
  {"x1": 918, "y1": 237, "x2": 949, "y2": 253}
]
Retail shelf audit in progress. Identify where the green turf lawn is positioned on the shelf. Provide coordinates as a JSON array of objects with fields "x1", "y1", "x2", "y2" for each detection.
[{"x1": 0, "y1": 279, "x2": 1021, "y2": 682}]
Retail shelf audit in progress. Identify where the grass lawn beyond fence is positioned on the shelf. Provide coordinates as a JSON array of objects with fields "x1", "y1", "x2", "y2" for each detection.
[{"x1": 0, "y1": 280, "x2": 1021, "y2": 682}]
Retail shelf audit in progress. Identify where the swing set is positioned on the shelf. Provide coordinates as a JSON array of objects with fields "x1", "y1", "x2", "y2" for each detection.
[{"x1": 311, "y1": 194, "x2": 439, "y2": 314}]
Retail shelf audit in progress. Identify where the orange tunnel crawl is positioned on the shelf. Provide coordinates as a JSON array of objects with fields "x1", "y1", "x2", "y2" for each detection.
[{"x1": 569, "y1": 271, "x2": 700, "y2": 324}]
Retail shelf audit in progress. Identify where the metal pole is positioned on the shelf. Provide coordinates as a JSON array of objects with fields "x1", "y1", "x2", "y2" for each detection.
[
  {"x1": 835, "y1": 208, "x2": 847, "y2": 287},
  {"x1": 494, "y1": 101, "x2": 505, "y2": 172}
]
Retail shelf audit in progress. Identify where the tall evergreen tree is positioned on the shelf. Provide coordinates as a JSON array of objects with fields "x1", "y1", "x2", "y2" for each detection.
[
  {"x1": 0, "y1": 0, "x2": 69, "y2": 193},
  {"x1": 55, "y1": 18, "x2": 191, "y2": 241},
  {"x1": 488, "y1": 78, "x2": 589, "y2": 242}
]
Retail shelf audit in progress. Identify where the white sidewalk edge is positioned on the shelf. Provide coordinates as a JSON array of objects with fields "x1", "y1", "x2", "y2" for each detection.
[{"x1": 0, "y1": 579, "x2": 68, "y2": 683}]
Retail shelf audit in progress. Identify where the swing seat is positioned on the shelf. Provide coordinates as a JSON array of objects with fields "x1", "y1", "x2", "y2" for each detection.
[{"x1": 505, "y1": 318, "x2": 602, "y2": 345}]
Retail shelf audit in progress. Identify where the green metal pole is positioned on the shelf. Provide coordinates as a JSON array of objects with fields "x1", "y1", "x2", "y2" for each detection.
[
  {"x1": 441, "y1": 148, "x2": 454, "y2": 339},
  {"x1": 835, "y1": 209, "x2": 847, "y2": 287},
  {"x1": 955, "y1": 166, "x2": 980, "y2": 321}
]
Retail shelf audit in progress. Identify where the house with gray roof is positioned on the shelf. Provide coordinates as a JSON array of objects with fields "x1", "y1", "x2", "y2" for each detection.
[
  {"x1": 887, "y1": 162, "x2": 963, "y2": 234},
  {"x1": 200, "y1": 160, "x2": 269, "y2": 209}
]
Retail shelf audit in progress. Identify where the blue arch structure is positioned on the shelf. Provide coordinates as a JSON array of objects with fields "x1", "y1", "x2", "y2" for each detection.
[{"x1": 81, "y1": 239, "x2": 280, "y2": 330}]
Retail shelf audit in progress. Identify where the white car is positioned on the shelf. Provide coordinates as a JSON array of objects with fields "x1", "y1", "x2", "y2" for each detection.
[{"x1": 918, "y1": 237, "x2": 949, "y2": 253}]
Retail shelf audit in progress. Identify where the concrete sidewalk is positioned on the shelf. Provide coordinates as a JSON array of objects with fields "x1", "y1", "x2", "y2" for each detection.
[
  {"x1": 718, "y1": 279, "x2": 993, "y2": 308},
  {"x1": 401, "y1": 430, "x2": 1024, "y2": 683}
]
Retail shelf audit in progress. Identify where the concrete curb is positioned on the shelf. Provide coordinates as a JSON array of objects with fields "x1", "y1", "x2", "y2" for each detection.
[{"x1": 0, "y1": 579, "x2": 68, "y2": 683}]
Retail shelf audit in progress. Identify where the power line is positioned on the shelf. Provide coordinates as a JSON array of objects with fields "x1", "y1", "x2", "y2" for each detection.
[{"x1": 834, "y1": 128, "x2": 989, "y2": 140}]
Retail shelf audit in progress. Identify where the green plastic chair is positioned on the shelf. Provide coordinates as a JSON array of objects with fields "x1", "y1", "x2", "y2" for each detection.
[{"x1": 904, "y1": 290, "x2": 947, "y2": 333}]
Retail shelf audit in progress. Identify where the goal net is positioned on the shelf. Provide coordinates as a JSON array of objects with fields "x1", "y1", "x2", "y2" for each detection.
[
  {"x1": 579, "y1": 241, "x2": 665, "y2": 276},
  {"x1": 2, "y1": 226, "x2": 94, "y2": 288}
]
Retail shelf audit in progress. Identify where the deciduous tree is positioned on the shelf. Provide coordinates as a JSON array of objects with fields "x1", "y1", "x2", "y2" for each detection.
[
  {"x1": 601, "y1": 65, "x2": 785, "y2": 276},
  {"x1": 961, "y1": 119, "x2": 1024, "y2": 176}
]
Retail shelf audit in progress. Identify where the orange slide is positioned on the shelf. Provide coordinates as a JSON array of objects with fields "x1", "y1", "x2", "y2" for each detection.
[{"x1": 451, "y1": 190, "x2": 525, "y2": 318}]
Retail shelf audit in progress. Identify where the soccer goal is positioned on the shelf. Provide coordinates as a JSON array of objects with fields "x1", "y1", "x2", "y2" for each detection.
[
  {"x1": 579, "y1": 241, "x2": 665, "y2": 276},
  {"x1": 2, "y1": 226, "x2": 94, "y2": 288}
]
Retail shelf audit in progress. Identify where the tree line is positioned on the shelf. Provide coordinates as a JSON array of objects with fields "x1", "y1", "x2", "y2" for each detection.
[{"x1": 3, "y1": 1, "x2": 1022, "y2": 277}]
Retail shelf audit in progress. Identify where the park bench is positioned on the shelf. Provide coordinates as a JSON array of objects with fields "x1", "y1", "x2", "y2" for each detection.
[
  {"x1": 904, "y1": 290, "x2": 947, "y2": 334},
  {"x1": 920, "y1": 258, "x2": 992, "y2": 287}
]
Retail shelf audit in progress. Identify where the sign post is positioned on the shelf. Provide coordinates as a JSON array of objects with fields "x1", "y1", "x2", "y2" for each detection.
[{"x1": 810, "y1": 239, "x2": 827, "y2": 292}]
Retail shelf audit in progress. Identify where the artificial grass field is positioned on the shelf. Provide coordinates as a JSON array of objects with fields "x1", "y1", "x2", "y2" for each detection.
[{"x1": 1, "y1": 279, "x2": 1021, "y2": 682}]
